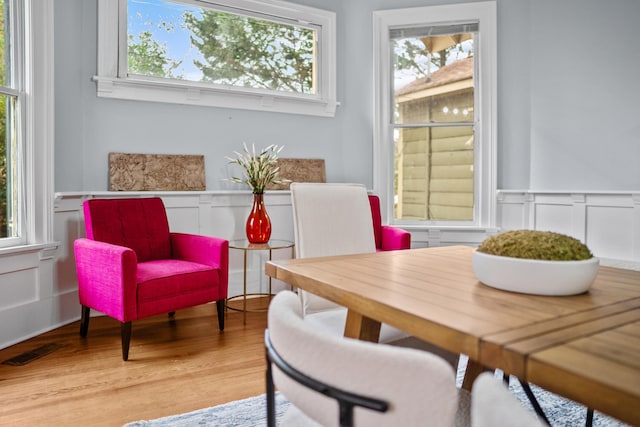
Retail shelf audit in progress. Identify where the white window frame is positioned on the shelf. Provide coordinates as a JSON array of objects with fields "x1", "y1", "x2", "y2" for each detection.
[
  {"x1": 0, "y1": 0, "x2": 54, "y2": 251},
  {"x1": 373, "y1": 1, "x2": 497, "y2": 229},
  {"x1": 0, "y1": 0, "x2": 25, "y2": 248},
  {"x1": 95, "y1": 0, "x2": 338, "y2": 117}
]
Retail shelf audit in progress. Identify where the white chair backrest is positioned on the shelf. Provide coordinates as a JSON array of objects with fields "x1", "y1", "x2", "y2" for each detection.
[
  {"x1": 290, "y1": 183, "x2": 376, "y2": 259},
  {"x1": 268, "y1": 291, "x2": 459, "y2": 427},
  {"x1": 471, "y1": 372, "x2": 544, "y2": 427},
  {"x1": 290, "y1": 183, "x2": 376, "y2": 314}
]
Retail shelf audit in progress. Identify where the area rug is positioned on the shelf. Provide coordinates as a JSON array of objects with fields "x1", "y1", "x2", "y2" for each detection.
[
  {"x1": 126, "y1": 360, "x2": 629, "y2": 427},
  {"x1": 124, "y1": 384, "x2": 628, "y2": 427},
  {"x1": 464, "y1": 355, "x2": 629, "y2": 427},
  {"x1": 506, "y1": 376, "x2": 628, "y2": 426},
  {"x1": 124, "y1": 392, "x2": 290, "y2": 427}
]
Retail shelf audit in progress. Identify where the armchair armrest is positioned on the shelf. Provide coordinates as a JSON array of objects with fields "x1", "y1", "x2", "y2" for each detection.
[
  {"x1": 380, "y1": 226, "x2": 411, "y2": 251},
  {"x1": 73, "y1": 238, "x2": 138, "y2": 322},
  {"x1": 170, "y1": 233, "x2": 229, "y2": 293}
]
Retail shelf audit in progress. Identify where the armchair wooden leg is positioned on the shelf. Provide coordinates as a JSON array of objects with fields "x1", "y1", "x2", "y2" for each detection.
[
  {"x1": 121, "y1": 322, "x2": 132, "y2": 361},
  {"x1": 80, "y1": 305, "x2": 90, "y2": 337},
  {"x1": 216, "y1": 300, "x2": 225, "y2": 331}
]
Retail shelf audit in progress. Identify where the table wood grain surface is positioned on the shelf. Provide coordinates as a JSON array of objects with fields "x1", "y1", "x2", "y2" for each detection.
[{"x1": 265, "y1": 246, "x2": 640, "y2": 425}]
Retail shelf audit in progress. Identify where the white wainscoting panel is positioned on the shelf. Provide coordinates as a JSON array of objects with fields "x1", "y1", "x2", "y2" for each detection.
[
  {"x1": 0, "y1": 266, "x2": 38, "y2": 311},
  {"x1": 0, "y1": 245, "x2": 61, "y2": 348},
  {"x1": 497, "y1": 191, "x2": 640, "y2": 263}
]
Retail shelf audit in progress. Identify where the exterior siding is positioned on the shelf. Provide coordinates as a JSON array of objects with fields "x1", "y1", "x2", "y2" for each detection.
[{"x1": 397, "y1": 88, "x2": 474, "y2": 220}]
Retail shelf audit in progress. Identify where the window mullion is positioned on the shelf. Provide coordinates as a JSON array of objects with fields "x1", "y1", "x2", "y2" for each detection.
[
  {"x1": 393, "y1": 122, "x2": 474, "y2": 128},
  {"x1": 117, "y1": 0, "x2": 128, "y2": 78},
  {"x1": 97, "y1": 0, "x2": 120, "y2": 78},
  {"x1": 0, "y1": 88, "x2": 21, "y2": 97}
]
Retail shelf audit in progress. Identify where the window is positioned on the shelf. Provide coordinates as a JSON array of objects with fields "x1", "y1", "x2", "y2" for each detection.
[
  {"x1": 373, "y1": 2, "x2": 496, "y2": 229},
  {"x1": 0, "y1": 0, "x2": 53, "y2": 249},
  {"x1": 96, "y1": 0, "x2": 337, "y2": 117},
  {"x1": 0, "y1": 0, "x2": 22, "y2": 245}
]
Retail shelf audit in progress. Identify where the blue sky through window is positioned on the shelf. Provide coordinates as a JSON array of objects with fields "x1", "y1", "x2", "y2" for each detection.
[
  {"x1": 127, "y1": 0, "x2": 317, "y2": 93},
  {"x1": 128, "y1": 0, "x2": 203, "y2": 80}
]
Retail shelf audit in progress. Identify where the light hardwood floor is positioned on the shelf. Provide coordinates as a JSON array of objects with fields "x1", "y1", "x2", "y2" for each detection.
[{"x1": 0, "y1": 298, "x2": 270, "y2": 426}]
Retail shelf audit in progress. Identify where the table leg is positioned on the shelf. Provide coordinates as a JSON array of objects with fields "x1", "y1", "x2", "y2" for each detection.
[
  {"x1": 290, "y1": 246, "x2": 295, "y2": 291},
  {"x1": 268, "y1": 249, "x2": 273, "y2": 301},
  {"x1": 461, "y1": 359, "x2": 485, "y2": 391},
  {"x1": 344, "y1": 310, "x2": 381, "y2": 343},
  {"x1": 243, "y1": 249, "x2": 247, "y2": 325}
]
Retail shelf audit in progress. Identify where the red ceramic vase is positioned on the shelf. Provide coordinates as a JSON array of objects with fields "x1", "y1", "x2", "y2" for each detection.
[{"x1": 246, "y1": 193, "x2": 271, "y2": 243}]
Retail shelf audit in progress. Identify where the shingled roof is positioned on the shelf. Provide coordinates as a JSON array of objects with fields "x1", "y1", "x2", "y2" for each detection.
[{"x1": 396, "y1": 56, "x2": 473, "y2": 96}]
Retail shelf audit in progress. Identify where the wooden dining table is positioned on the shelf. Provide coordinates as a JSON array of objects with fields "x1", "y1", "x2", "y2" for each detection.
[{"x1": 265, "y1": 245, "x2": 640, "y2": 426}]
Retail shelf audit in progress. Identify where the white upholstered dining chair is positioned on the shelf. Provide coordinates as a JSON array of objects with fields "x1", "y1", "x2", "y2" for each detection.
[
  {"x1": 266, "y1": 293, "x2": 548, "y2": 427},
  {"x1": 289, "y1": 182, "x2": 459, "y2": 364},
  {"x1": 289, "y1": 182, "x2": 377, "y2": 317},
  {"x1": 266, "y1": 290, "x2": 467, "y2": 427}
]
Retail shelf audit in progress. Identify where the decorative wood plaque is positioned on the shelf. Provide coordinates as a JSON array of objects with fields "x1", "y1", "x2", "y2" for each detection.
[
  {"x1": 109, "y1": 153, "x2": 206, "y2": 191},
  {"x1": 267, "y1": 158, "x2": 326, "y2": 190}
]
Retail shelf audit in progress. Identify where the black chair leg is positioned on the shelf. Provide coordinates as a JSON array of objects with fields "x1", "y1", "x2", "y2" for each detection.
[
  {"x1": 502, "y1": 372, "x2": 509, "y2": 385},
  {"x1": 586, "y1": 407, "x2": 594, "y2": 427},
  {"x1": 80, "y1": 305, "x2": 90, "y2": 337},
  {"x1": 216, "y1": 300, "x2": 225, "y2": 331},
  {"x1": 518, "y1": 379, "x2": 551, "y2": 426},
  {"x1": 266, "y1": 353, "x2": 276, "y2": 427},
  {"x1": 121, "y1": 321, "x2": 132, "y2": 361},
  {"x1": 168, "y1": 311, "x2": 176, "y2": 318}
]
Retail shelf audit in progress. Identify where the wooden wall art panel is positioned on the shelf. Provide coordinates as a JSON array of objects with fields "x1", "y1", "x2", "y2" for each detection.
[
  {"x1": 109, "y1": 152, "x2": 206, "y2": 191},
  {"x1": 267, "y1": 158, "x2": 326, "y2": 190}
]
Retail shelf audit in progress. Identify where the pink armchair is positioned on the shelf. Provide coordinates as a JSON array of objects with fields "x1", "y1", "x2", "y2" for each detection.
[
  {"x1": 368, "y1": 195, "x2": 411, "y2": 251},
  {"x1": 73, "y1": 197, "x2": 228, "y2": 360}
]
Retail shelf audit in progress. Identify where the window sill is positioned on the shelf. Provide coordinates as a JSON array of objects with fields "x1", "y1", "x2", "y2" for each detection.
[
  {"x1": 0, "y1": 242, "x2": 59, "y2": 258},
  {"x1": 398, "y1": 225, "x2": 499, "y2": 233},
  {"x1": 93, "y1": 76, "x2": 339, "y2": 117}
]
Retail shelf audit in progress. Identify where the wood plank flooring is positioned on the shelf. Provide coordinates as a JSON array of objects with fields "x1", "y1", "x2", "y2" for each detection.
[{"x1": 0, "y1": 298, "x2": 270, "y2": 427}]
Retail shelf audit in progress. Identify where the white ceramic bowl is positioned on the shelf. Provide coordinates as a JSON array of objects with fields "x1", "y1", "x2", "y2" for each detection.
[{"x1": 472, "y1": 250, "x2": 600, "y2": 296}]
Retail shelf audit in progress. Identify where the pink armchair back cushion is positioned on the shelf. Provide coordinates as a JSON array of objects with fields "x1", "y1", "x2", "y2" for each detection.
[
  {"x1": 368, "y1": 195, "x2": 411, "y2": 251},
  {"x1": 83, "y1": 197, "x2": 171, "y2": 262}
]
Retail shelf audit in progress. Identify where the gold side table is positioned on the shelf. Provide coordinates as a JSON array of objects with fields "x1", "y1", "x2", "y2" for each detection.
[{"x1": 227, "y1": 239, "x2": 295, "y2": 324}]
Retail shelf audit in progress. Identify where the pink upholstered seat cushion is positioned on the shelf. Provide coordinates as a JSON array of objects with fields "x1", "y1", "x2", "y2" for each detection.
[
  {"x1": 83, "y1": 198, "x2": 171, "y2": 262},
  {"x1": 136, "y1": 259, "x2": 220, "y2": 318}
]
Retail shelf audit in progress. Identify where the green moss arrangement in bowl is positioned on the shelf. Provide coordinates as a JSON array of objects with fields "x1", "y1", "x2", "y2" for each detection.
[{"x1": 472, "y1": 230, "x2": 599, "y2": 296}]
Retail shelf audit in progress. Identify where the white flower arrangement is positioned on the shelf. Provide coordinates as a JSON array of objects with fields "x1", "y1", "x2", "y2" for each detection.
[{"x1": 226, "y1": 143, "x2": 284, "y2": 194}]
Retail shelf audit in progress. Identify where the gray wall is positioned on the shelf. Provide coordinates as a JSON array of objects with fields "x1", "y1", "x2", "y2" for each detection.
[
  {"x1": 528, "y1": 0, "x2": 640, "y2": 190},
  {"x1": 54, "y1": 0, "x2": 640, "y2": 192}
]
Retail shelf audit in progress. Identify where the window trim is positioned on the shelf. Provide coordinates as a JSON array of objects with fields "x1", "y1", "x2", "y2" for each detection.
[
  {"x1": 0, "y1": 0, "x2": 55, "y2": 250},
  {"x1": 0, "y1": 0, "x2": 24, "y2": 246},
  {"x1": 372, "y1": 1, "x2": 497, "y2": 229},
  {"x1": 95, "y1": 0, "x2": 338, "y2": 117}
]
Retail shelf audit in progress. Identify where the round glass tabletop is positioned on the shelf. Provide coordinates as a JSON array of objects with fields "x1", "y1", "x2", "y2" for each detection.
[{"x1": 228, "y1": 239, "x2": 294, "y2": 251}]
